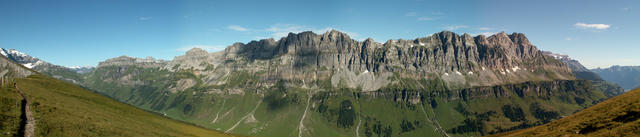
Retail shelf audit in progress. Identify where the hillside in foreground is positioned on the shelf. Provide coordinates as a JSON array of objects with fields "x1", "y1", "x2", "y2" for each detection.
[
  {"x1": 0, "y1": 74, "x2": 236, "y2": 137},
  {"x1": 496, "y1": 87, "x2": 640, "y2": 136}
]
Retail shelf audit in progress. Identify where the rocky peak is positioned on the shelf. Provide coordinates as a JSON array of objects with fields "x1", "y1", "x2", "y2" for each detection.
[
  {"x1": 487, "y1": 31, "x2": 514, "y2": 47},
  {"x1": 98, "y1": 55, "x2": 165, "y2": 68},
  {"x1": 508, "y1": 32, "x2": 532, "y2": 46},
  {"x1": 210, "y1": 30, "x2": 571, "y2": 89},
  {"x1": 185, "y1": 48, "x2": 208, "y2": 57},
  {"x1": 0, "y1": 54, "x2": 34, "y2": 78},
  {"x1": 542, "y1": 51, "x2": 594, "y2": 80},
  {"x1": 323, "y1": 29, "x2": 351, "y2": 40},
  {"x1": 363, "y1": 38, "x2": 378, "y2": 48},
  {"x1": 0, "y1": 48, "x2": 45, "y2": 68}
]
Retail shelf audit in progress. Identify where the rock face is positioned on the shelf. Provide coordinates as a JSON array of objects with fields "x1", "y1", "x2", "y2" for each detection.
[
  {"x1": 0, "y1": 55, "x2": 34, "y2": 78},
  {"x1": 542, "y1": 51, "x2": 625, "y2": 97},
  {"x1": 68, "y1": 66, "x2": 95, "y2": 74},
  {"x1": 98, "y1": 56, "x2": 166, "y2": 68},
  {"x1": 543, "y1": 51, "x2": 600, "y2": 80},
  {"x1": 93, "y1": 30, "x2": 572, "y2": 92},
  {"x1": 542, "y1": 51, "x2": 590, "y2": 72}
]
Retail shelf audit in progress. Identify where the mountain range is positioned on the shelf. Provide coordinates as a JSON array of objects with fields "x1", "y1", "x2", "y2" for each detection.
[
  {"x1": 1, "y1": 48, "x2": 94, "y2": 84},
  {"x1": 542, "y1": 51, "x2": 625, "y2": 97},
  {"x1": 1, "y1": 30, "x2": 634, "y2": 137},
  {"x1": 592, "y1": 65, "x2": 640, "y2": 90},
  {"x1": 0, "y1": 53, "x2": 235, "y2": 136}
]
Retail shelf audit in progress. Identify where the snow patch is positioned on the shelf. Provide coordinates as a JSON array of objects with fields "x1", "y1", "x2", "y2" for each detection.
[
  {"x1": 22, "y1": 63, "x2": 34, "y2": 68},
  {"x1": 8, "y1": 50, "x2": 26, "y2": 56},
  {"x1": 410, "y1": 44, "x2": 414, "y2": 48},
  {"x1": 362, "y1": 70, "x2": 369, "y2": 74},
  {"x1": 468, "y1": 71, "x2": 473, "y2": 75},
  {"x1": 500, "y1": 71, "x2": 506, "y2": 75},
  {"x1": 69, "y1": 66, "x2": 83, "y2": 69},
  {"x1": 419, "y1": 42, "x2": 425, "y2": 46},
  {"x1": 444, "y1": 73, "x2": 449, "y2": 76},
  {"x1": 455, "y1": 71, "x2": 462, "y2": 75},
  {"x1": 0, "y1": 49, "x2": 7, "y2": 56},
  {"x1": 34, "y1": 60, "x2": 43, "y2": 66},
  {"x1": 512, "y1": 66, "x2": 520, "y2": 72},
  {"x1": 482, "y1": 67, "x2": 486, "y2": 70},
  {"x1": 506, "y1": 69, "x2": 511, "y2": 73}
]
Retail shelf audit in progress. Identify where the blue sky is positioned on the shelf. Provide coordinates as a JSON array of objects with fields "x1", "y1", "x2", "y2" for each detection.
[{"x1": 0, "y1": 0, "x2": 637, "y2": 68}]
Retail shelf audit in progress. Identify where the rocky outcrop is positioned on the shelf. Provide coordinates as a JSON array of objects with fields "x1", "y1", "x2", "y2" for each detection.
[
  {"x1": 93, "y1": 30, "x2": 574, "y2": 92},
  {"x1": 209, "y1": 30, "x2": 572, "y2": 90},
  {"x1": 542, "y1": 51, "x2": 590, "y2": 72},
  {"x1": 360, "y1": 80, "x2": 595, "y2": 103},
  {"x1": 98, "y1": 56, "x2": 167, "y2": 68},
  {"x1": 0, "y1": 55, "x2": 34, "y2": 78},
  {"x1": 543, "y1": 51, "x2": 625, "y2": 97}
]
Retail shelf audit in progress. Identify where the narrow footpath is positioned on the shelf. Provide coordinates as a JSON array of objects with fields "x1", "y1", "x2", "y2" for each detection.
[
  {"x1": 420, "y1": 103, "x2": 450, "y2": 137},
  {"x1": 16, "y1": 84, "x2": 35, "y2": 137},
  {"x1": 298, "y1": 94, "x2": 312, "y2": 137}
]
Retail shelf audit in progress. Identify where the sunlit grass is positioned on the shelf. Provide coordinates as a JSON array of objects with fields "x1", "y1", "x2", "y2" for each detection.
[
  {"x1": 497, "y1": 87, "x2": 640, "y2": 136},
  {"x1": 13, "y1": 75, "x2": 238, "y2": 137}
]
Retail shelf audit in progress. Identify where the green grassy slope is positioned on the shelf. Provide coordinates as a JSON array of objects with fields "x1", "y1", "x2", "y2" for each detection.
[
  {"x1": 81, "y1": 66, "x2": 608, "y2": 137},
  {"x1": 1, "y1": 74, "x2": 236, "y2": 137},
  {"x1": 0, "y1": 82, "x2": 23, "y2": 136},
  {"x1": 497, "y1": 87, "x2": 640, "y2": 136}
]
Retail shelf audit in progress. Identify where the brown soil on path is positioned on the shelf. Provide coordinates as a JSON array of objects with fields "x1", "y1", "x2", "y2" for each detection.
[{"x1": 15, "y1": 84, "x2": 35, "y2": 137}]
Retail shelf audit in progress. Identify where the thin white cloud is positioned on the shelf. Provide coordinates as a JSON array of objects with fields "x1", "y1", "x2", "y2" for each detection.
[
  {"x1": 565, "y1": 37, "x2": 573, "y2": 41},
  {"x1": 470, "y1": 32, "x2": 498, "y2": 36},
  {"x1": 417, "y1": 17, "x2": 434, "y2": 21},
  {"x1": 431, "y1": 11, "x2": 444, "y2": 15},
  {"x1": 477, "y1": 27, "x2": 491, "y2": 31},
  {"x1": 265, "y1": 24, "x2": 359, "y2": 39},
  {"x1": 228, "y1": 25, "x2": 249, "y2": 31},
  {"x1": 177, "y1": 45, "x2": 224, "y2": 52},
  {"x1": 444, "y1": 25, "x2": 469, "y2": 31},
  {"x1": 575, "y1": 22, "x2": 611, "y2": 30},
  {"x1": 480, "y1": 32, "x2": 498, "y2": 36},
  {"x1": 622, "y1": 7, "x2": 632, "y2": 11},
  {"x1": 254, "y1": 36, "x2": 269, "y2": 40},
  {"x1": 405, "y1": 12, "x2": 417, "y2": 17},
  {"x1": 266, "y1": 24, "x2": 305, "y2": 38},
  {"x1": 138, "y1": 17, "x2": 152, "y2": 21}
]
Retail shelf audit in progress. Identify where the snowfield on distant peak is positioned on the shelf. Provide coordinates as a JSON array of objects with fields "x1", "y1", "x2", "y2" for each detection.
[{"x1": 0, "y1": 49, "x2": 7, "y2": 56}]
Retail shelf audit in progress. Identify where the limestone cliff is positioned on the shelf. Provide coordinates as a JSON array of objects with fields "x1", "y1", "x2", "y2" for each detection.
[{"x1": 94, "y1": 30, "x2": 573, "y2": 92}]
